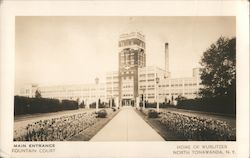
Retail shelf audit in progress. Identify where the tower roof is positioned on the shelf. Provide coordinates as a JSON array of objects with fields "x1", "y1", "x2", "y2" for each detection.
[{"x1": 119, "y1": 32, "x2": 145, "y2": 41}]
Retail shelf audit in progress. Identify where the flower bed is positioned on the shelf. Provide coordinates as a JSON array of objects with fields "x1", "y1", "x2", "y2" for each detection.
[
  {"x1": 14, "y1": 111, "x2": 98, "y2": 141},
  {"x1": 159, "y1": 111, "x2": 236, "y2": 140}
]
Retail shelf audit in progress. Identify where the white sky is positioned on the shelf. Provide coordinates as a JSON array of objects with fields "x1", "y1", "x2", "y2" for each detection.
[{"x1": 15, "y1": 16, "x2": 235, "y2": 89}]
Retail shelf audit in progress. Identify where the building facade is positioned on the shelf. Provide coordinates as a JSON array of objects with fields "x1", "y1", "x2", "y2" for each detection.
[
  {"x1": 106, "y1": 71, "x2": 119, "y2": 106},
  {"x1": 18, "y1": 83, "x2": 107, "y2": 105},
  {"x1": 138, "y1": 66, "x2": 166, "y2": 103},
  {"x1": 18, "y1": 84, "x2": 39, "y2": 98},
  {"x1": 118, "y1": 32, "x2": 146, "y2": 106},
  {"x1": 138, "y1": 67, "x2": 202, "y2": 103}
]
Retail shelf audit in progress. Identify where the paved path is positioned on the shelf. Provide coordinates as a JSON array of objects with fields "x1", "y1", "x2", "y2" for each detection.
[{"x1": 91, "y1": 106, "x2": 164, "y2": 141}]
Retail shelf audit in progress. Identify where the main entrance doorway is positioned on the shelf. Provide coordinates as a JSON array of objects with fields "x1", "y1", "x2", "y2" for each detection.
[{"x1": 121, "y1": 99, "x2": 134, "y2": 106}]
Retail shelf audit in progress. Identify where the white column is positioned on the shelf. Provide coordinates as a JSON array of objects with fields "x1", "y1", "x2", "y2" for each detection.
[
  {"x1": 96, "y1": 98, "x2": 98, "y2": 112},
  {"x1": 96, "y1": 85, "x2": 99, "y2": 112},
  {"x1": 156, "y1": 76, "x2": 160, "y2": 113},
  {"x1": 86, "y1": 99, "x2": 89, "y2": 109},
  {"x1": 156, "y1": 84, "x2": 159, "y2": 113},
  {"x1": 116, "y1": 97, "x2": 119, "y2": 108},
  {"x1": 136, "y1": 97, "x2": 139, "y2": 109}
]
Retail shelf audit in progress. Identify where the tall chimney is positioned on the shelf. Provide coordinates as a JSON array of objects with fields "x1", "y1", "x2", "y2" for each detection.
[{"x1": 165, "y1": 43, "x2": 169, "y2": 72}]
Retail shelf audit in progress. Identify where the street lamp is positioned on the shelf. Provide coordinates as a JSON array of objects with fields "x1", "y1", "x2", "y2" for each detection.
[
  {"x1": 95, "y1": 77, "x2": 99, "y2": 113},
  {"x1": 110, "y1": 97, "x2": 112, "y2": 108},
  {"x1": 156, "y1": 75, "x2": 160, "y2": 113},
  {"x1": 142, "y1": 88, "x2": 145, "y2": 110}
]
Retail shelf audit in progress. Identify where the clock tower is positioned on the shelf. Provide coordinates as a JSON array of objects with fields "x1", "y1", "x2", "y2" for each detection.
[{"x1": 118, "y1": 32, "x2": 146, "y2": 106}]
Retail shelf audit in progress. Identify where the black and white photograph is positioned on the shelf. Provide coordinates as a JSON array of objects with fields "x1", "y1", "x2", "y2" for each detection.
[
  {"x1": 14, "y1": 16, "x2": 236, "y2": 142},
  {"x1": 0, "y1": 1, "x2": 249, "y2": 158}
]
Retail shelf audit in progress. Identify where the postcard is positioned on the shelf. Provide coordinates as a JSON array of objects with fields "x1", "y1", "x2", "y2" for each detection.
[{"x1": 0, "y1": 0, "x2": 249, "y2": 158}]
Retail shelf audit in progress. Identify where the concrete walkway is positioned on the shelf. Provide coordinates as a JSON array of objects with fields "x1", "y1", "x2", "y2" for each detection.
[{"x1": 91, "y1": 106, "x2": 164, "y2": 141}]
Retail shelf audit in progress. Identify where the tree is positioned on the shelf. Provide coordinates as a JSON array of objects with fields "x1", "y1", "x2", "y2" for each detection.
[
  {"x1": 35, "y1": 89, "x2": 42, "y2": 98},
  {"x1": 199, "y1": 36, "x2": 236, "y2": 98}
]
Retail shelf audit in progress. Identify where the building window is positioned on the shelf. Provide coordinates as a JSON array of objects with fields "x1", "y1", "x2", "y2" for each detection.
[{"x1": 148, "y1": 73, "x2": 154, "y2": 77}]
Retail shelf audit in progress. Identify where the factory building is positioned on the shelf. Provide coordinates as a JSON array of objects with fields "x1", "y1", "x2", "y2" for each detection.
[
  {"x1": 18, "y1": 82, "x2": 107, "y2": 106},
  {"x1": 17, "y1": 32, "x2": 202, "y2": 107}
]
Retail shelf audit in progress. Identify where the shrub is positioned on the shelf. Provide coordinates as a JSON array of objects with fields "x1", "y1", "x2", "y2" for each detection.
[
  {"x1": 148, "y1": 109, "x2": 158, "y2": 118},
  {"x1": 79, "y1": 101, "x2": 85, "y2": 108},
  {"x1": 89, "y1": 102, "x2": 96, "y2": 108},
  {"x1": 99, "y1": 103, "x2": 106, "y2": 108},
  {"x1": 96, "y1": 109, "x2": 107, "y2": 118},
  {"x1": 79, "y1": 103, "x2": 85, "y2": 108}
]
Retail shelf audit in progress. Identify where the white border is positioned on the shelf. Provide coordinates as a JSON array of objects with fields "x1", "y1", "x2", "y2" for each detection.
[{"x1": 0, "y1": 1, "x2": 249, "y2": 158}]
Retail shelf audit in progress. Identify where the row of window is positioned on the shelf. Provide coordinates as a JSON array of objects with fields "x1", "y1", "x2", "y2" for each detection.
[
  {"x1": 139, "y1": 73, "x2": 155, "y2": 77},
  {"x1": 106, "y1": 77, "x2": 119, "y2": 80},
  {"x1": 141, "y1": 92, "x2": 197, "y2": 97},
  {"x1": 122, "y1": 76, "x2": 133, "y2": 80},
  {"x1": 106, "y1": 82, "x2": 119, "y2": 84},
  {"x1": 107, "y1": 89, "x2": 119, "y2": 92},
  {"x1": 122, "y1": 94, "x2": 134, "y2": 97},
  {"x1": 139, "y1": 79, "x2": 156, "y2": 82},
  {"x1": 45, "y1": 95, "x2": 107, "y2": 99},
  {"x1": 123, "y1": 85, "x2": 133, "y2": 88},
  {"x1": 120, "y1": 60, "x2": 135, "y2": 65},
  {"x1": 121, "y1": 71, "x2": 134, "y2": 75}
]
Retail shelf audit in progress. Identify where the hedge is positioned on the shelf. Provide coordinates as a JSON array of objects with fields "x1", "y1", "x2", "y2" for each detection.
[
  {"x1": 89, "y1": 102, "x2": 108, "y2": 108},
  {"x1": 14, "y1": 96, "x2": 79, "y2": 115},
  {"x1": 177, "y1": 96, "x2": 236, "y2": 115},
  {"x1": 145, "y1": 102, "x2": 174, "y2": 108}
]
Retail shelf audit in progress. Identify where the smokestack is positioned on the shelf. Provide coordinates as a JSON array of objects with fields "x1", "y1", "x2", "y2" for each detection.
[
  {"x1": 192, "y1": 68, "x2": 200, "y2": 78},
  {"x1": 165, "y1": 43, "x2": 169, "y2": 72}
]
